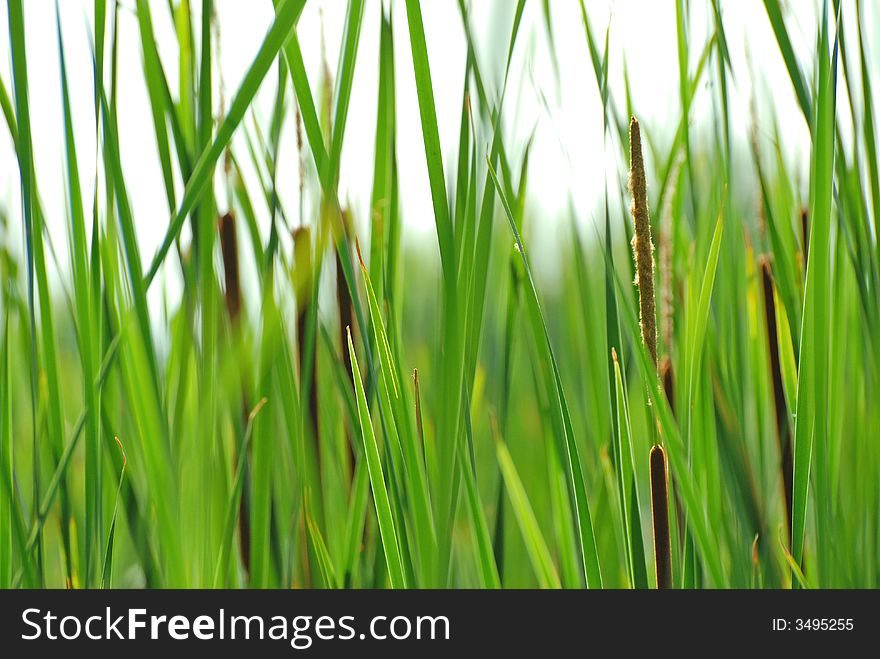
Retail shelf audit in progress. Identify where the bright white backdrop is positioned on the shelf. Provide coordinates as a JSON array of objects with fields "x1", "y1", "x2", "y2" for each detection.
[{"x1": 1, "y1": 0, "x2": 871, "y2": 303}]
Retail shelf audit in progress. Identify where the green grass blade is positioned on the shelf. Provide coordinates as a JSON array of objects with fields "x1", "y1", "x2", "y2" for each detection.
[
  {"x1": 100, "y1": 437, "x2": 127, "y2": 588},
  {"x1": 762, "y1": 0, "x2": 812, "y2": 124},
  {"x1": 791, "y1": 1, "x2": 837, "y2": 581},
  {"x1": 146, "y1": 0, "x2": 306, "y2": 284},
  {"x1": 495, "y1": 436, "x2": 561, "y2": 589},
  {"x1": 57, "y1": 3, "x2": 103, "y2": 587},
  {"x1": 403, "y1": 0, "x2": 455, "y2": 284},
  {"x1": 347, "y1": 328, "x2": 407, "y2": 588},
  {"x1": 685, "y1": 209, "x2": 726, "y2": 420},
  {"x1": 328, "y1": 0, "x2": 365, "y2": 184},
  {"x1": 488, "y1": 159, "x2": 602, "y2": 588}
]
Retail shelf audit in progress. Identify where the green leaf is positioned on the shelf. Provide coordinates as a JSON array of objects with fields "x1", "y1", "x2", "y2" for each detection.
[
  {"x1": 791, "y1": 0, "x2": 837, "y2": 581},
  {"x1": 495, "y1": 437, "x2": 561, "y2": 589},
  {"x1": 146, "y1": 0, "x2": 307, "y2": 284},
  {"x1": 488, "y1": 159, "x2": 602, "y2": 588},
  {"x1": 347, "y1": 328, "x2": 407, "y2": 589}
]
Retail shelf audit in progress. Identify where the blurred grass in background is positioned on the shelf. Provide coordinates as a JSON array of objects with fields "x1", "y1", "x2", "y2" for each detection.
[{"x1": 0, "y1": 0, "x2": 878, "y2": 588}]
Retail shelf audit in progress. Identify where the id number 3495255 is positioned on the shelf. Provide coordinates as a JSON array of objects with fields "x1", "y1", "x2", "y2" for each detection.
[{"x1": 771, "y1": 618, "x2": 854, "y2": 631}]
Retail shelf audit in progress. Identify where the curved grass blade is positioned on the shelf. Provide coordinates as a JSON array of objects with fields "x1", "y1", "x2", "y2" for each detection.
[
  {"x1": 101, "y1": 437, "x2": 127, "y2": 588},
  {"x1": 146, "y1": 0, "x2": 306, "y2": 284},
  {"x1": 494, "y1": 432, "x2": 561, "y2": 589},
  {"x1": 487, "y1": 159, "x2": 602, "y2": 588},
  {"x1": 347, "y1": 328, "x2": 407, "y2": 589},
  {"x1": 403, "y1": 0, "x2": 455, "y2": 284},
  {"x1": 58, "y1": 4, "x2": 103, "y2": 586},
  {"x1": 762, "y1": 0, "x2": 812, "y2": 124},
  {"x1": 791, "y1": 0, "x2": 837, "y2": 581},
  {"x1": 685, "y1": 209, "x2": 726, "y2": 422},
  {"x1": 612, "y1": 350, "x2": 648, "y2": 588},
  {"x1": 213, "y1": 398, "x2": 267, "y2": 587}
]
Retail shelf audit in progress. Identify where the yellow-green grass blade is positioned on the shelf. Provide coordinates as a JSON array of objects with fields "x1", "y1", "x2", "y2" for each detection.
[
  {"x1": 57, "y1": 5, "x2": 103, "y2": 587},
  {"x1": 146, "y1": 0, "x2": 306, "y2": 285},
  {"x1": 403, "y1": 0, "x2": 455, "y2": 285},
  {"x1": 213, "y1": 397, "x2": 266, "y2": 586},
  {"x1": 306, "y1": 512, "x2": 339, "y2": 589},
  {"x1": 134, "y1": 0, "x2": 178, "y2": 211},
  {"x1": 357, "y1": 246, "x2": 435, "y2": 578},
  {"x1": 347, "y1": 328, "x2": 407, "y2": 589},
  {"x1": 791, "y1": 1, "x2": 837, "y2": 582},
  {"x1": 12, "y1": 332, "x2": 122, "y2": 587},
  {"x1": 685, "y1": 210, "x2": 726, "y2": 430},
  {"x1": 9, "y1": 0, "x2": 75, "y2": 586},
  {"x1": 495, "y1": 437, "x2": 561, "y2": 589},
  {"x1": 343, "y1": 458, "x2": 370, "y2": 586},
  {"x1": 328, "y1": 0, "x2": 365, "y2": 186},
  {"x1": 100, "y1": 437, "x2": 127, "y2": 588},
  {"x1": 404, "y1": 0, "x2": 470, "y2": 585},
  {"x1": 459, "y1": 406, "x2": 501, "y2": 589},
  {"x1": 488, "y1": 160, "x2": 602, "y2": 588},
  {"x1": 854, "y1": 0, "x2": 880, "y2": 275},
  {"x1": 1, "y1": 314, "x2": 31, "y2": 587},
  {"x1": 762, "y1": 0, "x2": 812, "y2": 125},
  {"x1": 0, "y1": 75, "x2": 18, "y2": 147},
  {"x1": 612, "y1": 352, "x2": 648, "y2": 588},
  {"x1": 369, "y1": 11, "x2": 396, "y2": 305},
  {"x1": 279, "y1": 27, "x2": 327, "y2": 184}
]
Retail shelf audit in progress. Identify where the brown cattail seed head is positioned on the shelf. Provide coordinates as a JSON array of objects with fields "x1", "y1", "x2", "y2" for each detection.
[
  {"x1": 649, "y1": 444, "x2": 672, "y2": 589},
  {"x1": 218, "y1": 212, "x2": 242, "y2": 324},
  {"x1": 659, "y1": 355, "x2": 675, "y2": 417},
  {"x1": 629, "y1": 116, "x2": 657, "y2": 367}
]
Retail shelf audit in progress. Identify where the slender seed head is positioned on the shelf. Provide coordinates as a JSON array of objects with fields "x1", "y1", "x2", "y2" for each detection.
[{"x1": 629, "y1": 116, "x2": 657, "y2": 366}]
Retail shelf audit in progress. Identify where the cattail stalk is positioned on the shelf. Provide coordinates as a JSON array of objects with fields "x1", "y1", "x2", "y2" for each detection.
[
  {"x1": 336, "y1": 211, "x2": 357, "y2": 482},
  {"x1": 294, "y1": 227, "x2": 321, "y2": 486},
  {"x1": 632, "y1": 117, "x2": 670, "y2": 588},
  {"x1": 219, "y1": 212, "x2": 242, "y2": 324},
  {"x1": 760, "y1": 258, "x2": 794, "y2": 544},
  {"x1": 659, "y1": 356, "x2": 675, "y2": 416},
  {"x1": 218, "y1": 211, "x2": 252, "y2": 576},
  {"x1": 629, "y1": 116, "x2": 657, "y2": 366},
  {"x1": 650, "y1": 444, "x2": 672, "y2": 589}
]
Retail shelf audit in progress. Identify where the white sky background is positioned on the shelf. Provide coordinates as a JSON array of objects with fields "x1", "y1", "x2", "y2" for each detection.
[{"x1": 0, "y1": 0, "x2": 877, "y2": 303}]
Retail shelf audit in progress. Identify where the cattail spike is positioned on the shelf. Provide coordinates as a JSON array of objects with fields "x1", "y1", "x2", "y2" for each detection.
[
  {"x1": 629, "y1": 116, "x2": 658, "y2": 366},
  {"x1": 337, "y1": 216, "x2": 357, "y2": 482},
  {"x1": 218, "y1": 212, "x2": 242, "y2": 324},
  {"x1": 650, "y1": 444, "x2": 672, "y2": 589},
  {"x1": 659, "y1": 356, "x2": 675, "y2": 417},
  {"x1": 760, "y1": 258, "x2": 794, "y2": 545}
]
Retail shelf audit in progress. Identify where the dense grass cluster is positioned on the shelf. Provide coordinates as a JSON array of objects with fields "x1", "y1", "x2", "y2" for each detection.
[{"x1": 1, "y1": 0, "x2": 878, "y2": 588}]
